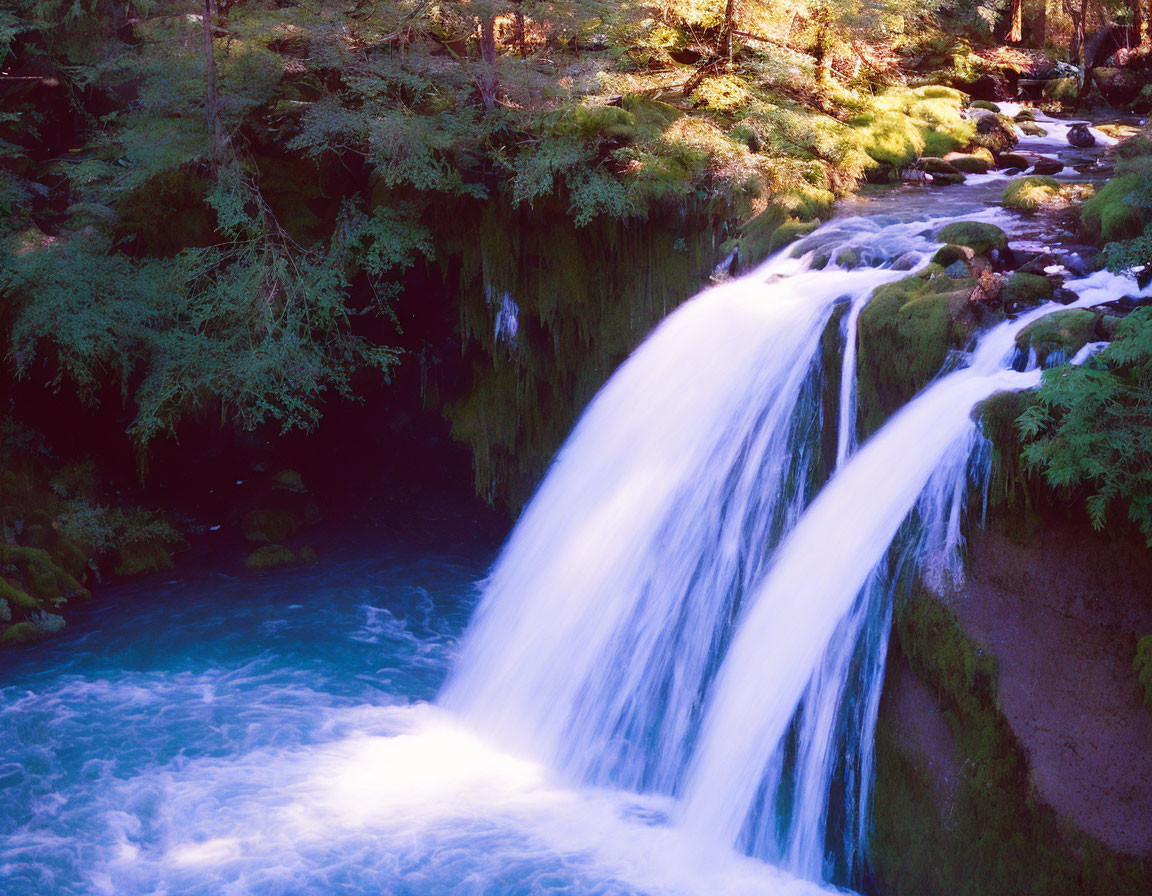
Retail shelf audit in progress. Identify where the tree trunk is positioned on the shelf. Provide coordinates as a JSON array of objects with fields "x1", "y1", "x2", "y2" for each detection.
[
  {"x1": 1007, "y1": 0, "x2": 1023, "y2": 42},
  {"x1": 202, "y1": 0, "x2": 224, "y2": 163},
  {"x1": 478, "y1": 15, "x2": 498, "y2": 109},
  {"x1": 718, "y1": 0, "x2": 737, "y2": 61}
]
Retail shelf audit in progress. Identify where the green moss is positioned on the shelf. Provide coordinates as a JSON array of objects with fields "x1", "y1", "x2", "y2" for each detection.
[
  {"x1": 1015, "y1": 309, "x2": 1096, "y2": 364},
  {"x1": 1003, "y1": 176, "x2": 1061, "y2": 212},
  {"x1": 241, "y1": 508, "x2": 298, "y2": 544},
  {"x1": 930, "y1": 244, "x2": 972, "y2": 268},
  {"x1": 769, "y1": 219, "x2": 819, "y2": 255},
  {"x1": 245, "y1": 544, "x2": 299, "y2": 571},
  {"x1": 115, "y1": 539, "x2": 174, "y2": 577},
  {"x1": 1081, "y1": 174, "x2": 1150, "y2": 243},
  {"x1": 0, "y1": 576, "x2": 40, "y2": 611},
  {"x1": 934, "y1": 221, "x2": 1008, "y2": 256},
  {"x1": 945, "y1": 154, "x2": 990, "y2": 174},
  {"x1": 1043, "y1": 77, "x2": 1080, "y2": 104},
  {"x1": 857, "y1": 270, "x2": 976, "y2": 437},
  {"x1": 1136, "y1": 635, "x2": 1152, "y2": 713},
  {"x1": 0, "y1": 622, "x2": 44, "y2": 646},
  {"x1": 971, "y1": 100, "x2": 1000, "y2": 113},
  {"x1": 1002, "y1": 271, "x2": 1054, "y2": 308},
  {"x1": 0, "y1": 545, "x2": 87, "y2": 603}
]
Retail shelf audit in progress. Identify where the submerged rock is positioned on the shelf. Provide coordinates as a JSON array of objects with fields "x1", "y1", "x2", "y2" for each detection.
[
  {"x1": 1031, "y1": 157, "x2": 1064, "y2": 175},
  {"x1": 1068, "y1": 122, "x2": 1095, "y2": 148},
  {"x1": 245, "y1": 544, "x2": 299, "y2": 571}
]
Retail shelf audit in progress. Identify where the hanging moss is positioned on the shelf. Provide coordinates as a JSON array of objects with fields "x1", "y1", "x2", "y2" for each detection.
[
  {"x1": 856, "y1": 269, "x2": 977, "y2": 439},
  {"x1": 429, "y1": 195, "x2": 726, "y2": 509}
]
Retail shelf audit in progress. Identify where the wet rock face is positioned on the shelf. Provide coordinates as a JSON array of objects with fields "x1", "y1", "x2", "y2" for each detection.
[{"x1": 1068, "y1": 123, "x2": 1096, "y2": 148}]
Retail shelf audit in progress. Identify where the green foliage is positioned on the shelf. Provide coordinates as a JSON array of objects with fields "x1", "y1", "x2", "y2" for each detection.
[
  {"x1": 1082, "y1": 174, "x2": 1151, "y2": 244},
  {"x1": 1019, "y1": 307, "x2": 1152, "y2": 543}
]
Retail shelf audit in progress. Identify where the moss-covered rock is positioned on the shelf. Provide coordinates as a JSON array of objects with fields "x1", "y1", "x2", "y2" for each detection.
[
  {"x1": 244, "y1": 544, "x2": 299, "y2": 571},
  {"x1": 0, "y1": 545, "x2": 88, "y2": 604},
  {"x1": 1003, "y1": 175, "x2": 1061, "y2": 212},
  {"x1": 1, "y1": 621, "x2": 44, "y2": 646},
  {"x1": 770, "y1": 219, "x2": 820, "y2": 255},
  {"x1": 115, "y1": 539, "x2": 175, "y2": 577},
  {"x1": 943, "y1": 152, "x2": 991, "y2": 174},
  {"x1": 930, "y1": 172, "x2": 965, "y2": 186},
  {"x1": 1081, "y1": 174, "x2": 1150, "y2": 243},
  {"x1": 299, "y1": 545, "x2": 318, "y2": 564},
  {"x1": 1018, "y1": 121, "x2": 1049, "y2": 138},
  {"x1": 971, "y1": 112, "x2": 1018, "y2": 154},
  {"x1": 930, "y1": 244, "x2": 974, "y2": 268},
  {"x1": 971, "y1": 100, "x2": 1001, "y2": 113},
  {"x1": 272, "y1": 469, "x2": 307, "y2": 493},
  {"x1": 240, "y1": 508, "x2": 298, "y2": 544},
  {"x1": 1002, "y1": 271, "x2": 1055, "y2": 309},
  {"x1": 1044, "y1": 77, "x2": 1080, "y2": 104},
  {"x1": 935, "y1": 221, "x2": 1009, "y2": 256},
  {"x1": 857, "y1": 269, "x2": 978, "y2": 437},
  {"x1": 0, "y1": 576, "x2": 41, "y2": 611},
  {"x1": 1015, "y1": 309, "x2": 1096, "y2": 364}
]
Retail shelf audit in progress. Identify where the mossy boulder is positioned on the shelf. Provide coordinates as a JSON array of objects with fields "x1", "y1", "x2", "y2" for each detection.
[
  {"x1": 1018, "y1": 121, "x2": 1049, "y2": 138},
  {"x1": 857, "y1": 269, "x2": 978, "y2": 436},
  {"x1": 1002, "y1": 271, "x2": 1055, "y2": 309},
  {"x1": 931, "y1": 244, "x2": 975, "y2": 268},
  {"x1": 943, "y1": 152, "x2": 991, "y2": 174},
  {"x1": 1015, "y1": 309, "x2": 1096, "y2": 364},
  {"x1": 971, "y1": 113, "x2": 1018, "y2": 154},
  {"x1": 241, "y1": 508, "x2": 298, "y2": 544},
  {"x1": 971, "y1": 100, "x2": 1001, "y2": 113},
  {"x1": 935, "y1": 221, "x2": 1009, "y2": 257},
  {"x1": 770, "y1": 219, "x2": 820, "y2": 255},
  {"x1": 0, "y1": 576, "x2": 41, "y2": 611},
  {"x1": 1014, "y1": 108, "x2": 1037, "y2": 122},
  {"x1": 115, "y1": 539, "x2": 175, "y2": 577},
  {"x1": 1081, "y1": 174, "x2": 1150, "y2": 243},
  {"x1": 245, "y1": 544, "x2": 300, "y2": 571},
  {"x1": 1, "y1": 621, "x2": 45, "y2": 646},
  {"x1": 998, "y1": 152, "x2": 1031, "y2": 170},
  {"x1": 931, "y1": 172, "x2": 965, "y2": 186},
  {"x1": 0, "y1": 545, "x2": 88, "y2": 604},
  {"x1": 1044, "y1": 77, "x2": 1080, "y2": 104},
  {"x1": 1003, "y1": 176, "x2": 1061, "y2": 212}
]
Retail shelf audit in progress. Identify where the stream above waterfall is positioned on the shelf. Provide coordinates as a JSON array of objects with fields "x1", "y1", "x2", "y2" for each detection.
[{"x1": 1, "y1": 111, "x2": 1145, "y2": 896}]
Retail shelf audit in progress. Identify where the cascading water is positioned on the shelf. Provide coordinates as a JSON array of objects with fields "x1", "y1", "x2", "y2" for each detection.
[
  {"x1": 445, "y1": 205, "x2": 1150, "y2": 889},
  {"x1": 6, "y1": 107, "x2": 1148, "y2": 896}
]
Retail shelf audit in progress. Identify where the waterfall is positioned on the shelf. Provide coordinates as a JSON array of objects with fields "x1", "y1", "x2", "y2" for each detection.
[
  {"x1": 444, "y1": 199, "x2": 1149, "y2": 890},
  {"x1": 442, "y1": 245, "x2": 905, "y2": 792}
]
